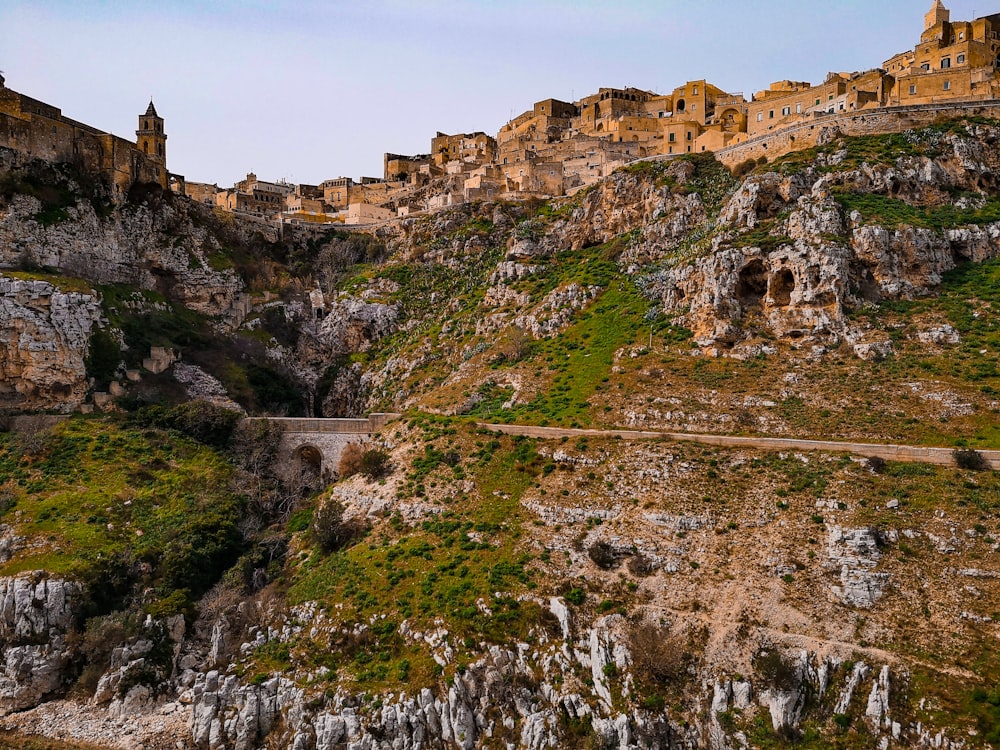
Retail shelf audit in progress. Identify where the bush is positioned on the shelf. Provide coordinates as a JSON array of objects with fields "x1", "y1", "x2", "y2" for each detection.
[
  {"x1": 359, "y1": 448, "x2": 391, "y2": 480},
  {"x1": 732, "y1": 158, "x2": 757, "y2": 179},
  {"x1": 84, "y1": 328, "x2": 122, "y2": 385},
  {"x1": 627, "y1": 554, "x2": 655, "y2": 577},
  {"x1": 132, "y1": 401, "x2": 242, "y2": 449},
  {"x1": 588, "y1": 541, "x2": 618, "y2": 569},
  {"x1": 338, "y1": 443, "x2": 364, "y2": 478},
  {"x1": 311, "y1": 499, "x2": 364, "y2": 553},
  {"x1": 564, "y1": 588, "x2": 585, "y2": 606},
  {"x1": 867, "y1": 456, "x2": 887, "y2": 474},
  {"x1": 754, "y1": 649, "x2": 799, "y2": 692},
  {"x1": 629, "y1": 622, "x2": 688, "y2": 683},
  {"x1": 955, "y1": 448, "x2": 990, "y2": 471}
]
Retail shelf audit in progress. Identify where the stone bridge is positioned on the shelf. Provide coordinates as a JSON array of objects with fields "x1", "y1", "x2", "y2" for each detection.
[{"x1": 255, "y1": 413, "x2": 401, "y2": 479}]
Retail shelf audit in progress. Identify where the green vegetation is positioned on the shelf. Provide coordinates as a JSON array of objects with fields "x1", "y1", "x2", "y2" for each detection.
[
  {"x1": 835, "y1": 192, "x2": 1000, "y2": 230},
  {"x1": 0, "y1": 416, "x2": 245, "y2": 616},
  {"x1": 287, "y1": 427, "x2": 544, "y2": 688},
  {"x1": 622, "y1": 153, "x2": 736, "y2": 213}
]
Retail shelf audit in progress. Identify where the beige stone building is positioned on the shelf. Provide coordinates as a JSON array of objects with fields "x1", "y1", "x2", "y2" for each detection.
[
  {"x1": 885, "y1": 1, "x2": 1000, "y2": 105},
  {"x1": 0, "y1": 77, "x2": 172, "y2": 194}
]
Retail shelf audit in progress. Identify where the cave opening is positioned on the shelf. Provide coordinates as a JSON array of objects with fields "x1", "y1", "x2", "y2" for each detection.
[
  {"x1": 736, "y1": 260, "x2": 768, "y2": 308},
  {"x1": 770, "y1": 268, "x2": 795, "y2": 307}
]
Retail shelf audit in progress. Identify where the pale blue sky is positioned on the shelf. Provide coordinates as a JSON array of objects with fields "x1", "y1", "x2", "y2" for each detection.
[{"x1": 0, "y1": 1, "x2": 981, "y2": 186}]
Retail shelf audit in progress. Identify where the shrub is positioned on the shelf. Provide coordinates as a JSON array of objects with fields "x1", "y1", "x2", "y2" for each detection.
[
  {"x1": 588, "y1": 541, "x2": 618, "y2": 569},
  {"x1": 359, "y1": 448, "x2": 391, "y2": 480},
  {"x1": 627, "y1": 554, "x2": 655, "y2": 577},
  {"x1": 955, "y1": 448, "x2": 990, "y2": 471},
  {"x1": 84, "y1": 328, "x2": 122, "y2": 385},
  {"x1": 732, "y1": 159, "x2": 757, "y2": 179},
  {"x1": 133, "y1": 401, "x2": 241, "y2": 449},
  {"x1": 629, "y1": 622, "x2": 687, "y2": 683},
  {"x1": 867, "y1": 456, "x2": 887, "y2": 474},
  {"x1": 311, "y1": 499, "x2": 364, "y2": 553},
  {"x1": 564, "y1": 588, "x2": 585, "y2": 606},
  {"x1": 338, "y1": 443, "x2": 364, "y2": 478},
  {"x1": 754, "y1": 649, "x2": 799, "y2": 692}
]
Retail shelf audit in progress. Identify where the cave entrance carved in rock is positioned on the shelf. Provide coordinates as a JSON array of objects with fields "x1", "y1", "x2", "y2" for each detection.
[
  {"x1": 736, "y1": 260, "x2": 769, "y2": 309},
  {"x1": 770, "y1": 268, "x2": 795, "y2": 307}
]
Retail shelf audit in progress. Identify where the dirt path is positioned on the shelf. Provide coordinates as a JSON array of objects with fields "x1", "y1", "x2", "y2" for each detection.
[{"x1": 477, "y1": 422, "x2": 1000, "y2": 469}]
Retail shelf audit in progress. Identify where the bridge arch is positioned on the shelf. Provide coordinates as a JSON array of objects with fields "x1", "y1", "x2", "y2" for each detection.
[
  {"x1": 293, "y1": 443, "x2": 324, "y2": 481},
  {"x1": 249, "y1": 414, "x2": 400, "y2": 484}
]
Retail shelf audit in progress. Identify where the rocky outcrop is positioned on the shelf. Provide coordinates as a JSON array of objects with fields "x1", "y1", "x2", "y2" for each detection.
[
  {"x1": 640, "y1": 137, "x2": 1000, "y2": 350},
  {"x1": 0, "y1": 574, "x2": 79, "y2": 715},
  {"x1": 316, "y1": 298, "x2": 398, "y2": 354},
  {"x1": 827, "y1": 526, "x2": 889, "y2": 608},
  {"x1": 0, "y1": 193, "x2": 247, "y2": 321},
  {"x1": 0, "y1": 274, "x2": 102, "y2": 412}
]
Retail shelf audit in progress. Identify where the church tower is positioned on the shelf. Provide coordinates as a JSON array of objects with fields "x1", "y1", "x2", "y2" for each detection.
[
  {"x1": 136, "y1": 100, "x2": 166, "y2": 165},
  {"x1": 925, "y1": 0, "x2": 950, "y2": 31}
]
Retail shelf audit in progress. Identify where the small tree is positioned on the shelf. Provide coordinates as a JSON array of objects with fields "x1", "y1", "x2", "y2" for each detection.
[
  {"x1": 629, "y1": 622, "x2": 688, "y2": 684},
  {"x1": 588, "y1": 541, "x2": 618, "y2": 570},
  {"x1": 311, "y1": 499, "x2": 355, "y2": 553},
  {"x1": 627, "y1": 554, "x2": 655, "y2": 577},
  {"x1": 338, "y1": 443, "x2": 364, "y2": 478},
  {"x1": 359, "y1": 448, "x2": 391, "y2": 480},
  {"x1": 955, "y1": 448, "x2": 990, "y2": 471}
]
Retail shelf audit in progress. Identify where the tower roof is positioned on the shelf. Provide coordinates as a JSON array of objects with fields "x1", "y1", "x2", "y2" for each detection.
[
  {"x1": 143, "y1": 100, "x2": 159, "y2": 118},
  {"x1": 925, "y1": 0, "x2": 950, "y2": 30}
]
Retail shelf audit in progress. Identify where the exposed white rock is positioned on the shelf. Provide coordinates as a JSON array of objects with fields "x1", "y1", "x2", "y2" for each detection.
[{"x1": 828, "y1": 526, "x2": 889, "y2": 608}]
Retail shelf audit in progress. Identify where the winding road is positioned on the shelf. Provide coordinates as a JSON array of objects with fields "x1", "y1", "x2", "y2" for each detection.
[{"x1": 476, "y1": 422, "x2": 1000, "y2": 470}]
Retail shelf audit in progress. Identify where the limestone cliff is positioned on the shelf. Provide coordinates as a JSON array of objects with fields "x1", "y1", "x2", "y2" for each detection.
[{"x1": 0, "y1": 275, "x2": 101, "y2": 412}]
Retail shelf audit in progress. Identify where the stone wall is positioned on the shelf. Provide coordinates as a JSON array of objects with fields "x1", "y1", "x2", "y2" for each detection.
[{"x1": 716, "y1": 99, "x2": 1000, "y2": 167}]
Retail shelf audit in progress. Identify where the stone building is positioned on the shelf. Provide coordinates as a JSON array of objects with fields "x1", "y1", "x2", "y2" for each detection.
[
  {"x1": 885, "y1": 1, "x2": 1000, "y2": 105},
  {"x1": 0, "y1": 76, "x2": 171, "y2": 193}
]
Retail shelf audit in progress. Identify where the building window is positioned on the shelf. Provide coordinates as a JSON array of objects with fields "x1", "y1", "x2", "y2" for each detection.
[
  {"x1": 692, "y1": 86, "x2": 698, "y2": 94},
  {"x1": 815, "y1": 98, "x2": 821, "y2": 106},
  {"x1": 957, "y1": 54, "x2": 966, "y2": 63},
  {"x1": 944, "y1": 80, "x2": 951, "y2": 90},
  {"x1": 782, "y1": 106, "x2": 791, "y2": 116},
  {"x1": 941, "y1": 57, "x2": 951, "y2": 69},
  {"x1": 795, "y1": 103, "x2": 802, "y2": 113},
  {"x1": 960, "y1": 32, "x2": 965, "y2": 40},
  {"x1": 921, "y1": 63, "x2": 930, "y2": 70},
  {"x1": 669, "y1": 132, "x2": 675, "y2": 142},
  {"x1": 757, "y1": 113, "x2": 763, "y2": 122},
  {"x1": 691, "y1": 103, "x2": 697, "y2": 111},
  {"x1": 686, "y1": 132, "x2": 692, "y2": 140},
  {"x1": 828, "y1": 94, "x2": 834, "y2": 101},
  {"x1": 769, "y1": 110, "x2": 774, "y2": 119},
  {"x1": 910, "y1": 84, "x2": 917, "y2": 94}
]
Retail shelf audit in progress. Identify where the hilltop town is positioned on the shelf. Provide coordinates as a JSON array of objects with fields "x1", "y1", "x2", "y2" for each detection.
[{"x1": 4, "y1": 1, "x2": 1000, "y2": 228}]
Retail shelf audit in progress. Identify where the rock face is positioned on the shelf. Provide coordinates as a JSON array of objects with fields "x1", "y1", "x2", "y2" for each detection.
[
  {"x1": 0, "y1": 574, "x2": 79, "y2": 715},
  {"x1": 624, "y1": 127, "x2": 1000, "y2": 351},
  {"x1": 0, "y1": 274, "x2": 102, "y2": 412},
  {"x1": 827, "y1": 526, "x2": 889, "y2": 608},
  {"x1": 0, "y1": 193, "x2": 247, "y2": 322}
]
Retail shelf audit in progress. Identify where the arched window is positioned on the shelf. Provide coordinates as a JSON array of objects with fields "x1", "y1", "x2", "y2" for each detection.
[{"x1": 143, "y1": 141, "x2": 148, "y2": 154}]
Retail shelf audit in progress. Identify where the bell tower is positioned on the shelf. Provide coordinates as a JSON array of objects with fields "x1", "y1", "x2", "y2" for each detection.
[
  {"x1": 136, "y1": 100, "x2": 166, "y2": 165},
  {"x1": 925, "y1": 0, "x2": 949, "y2": 31}
]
